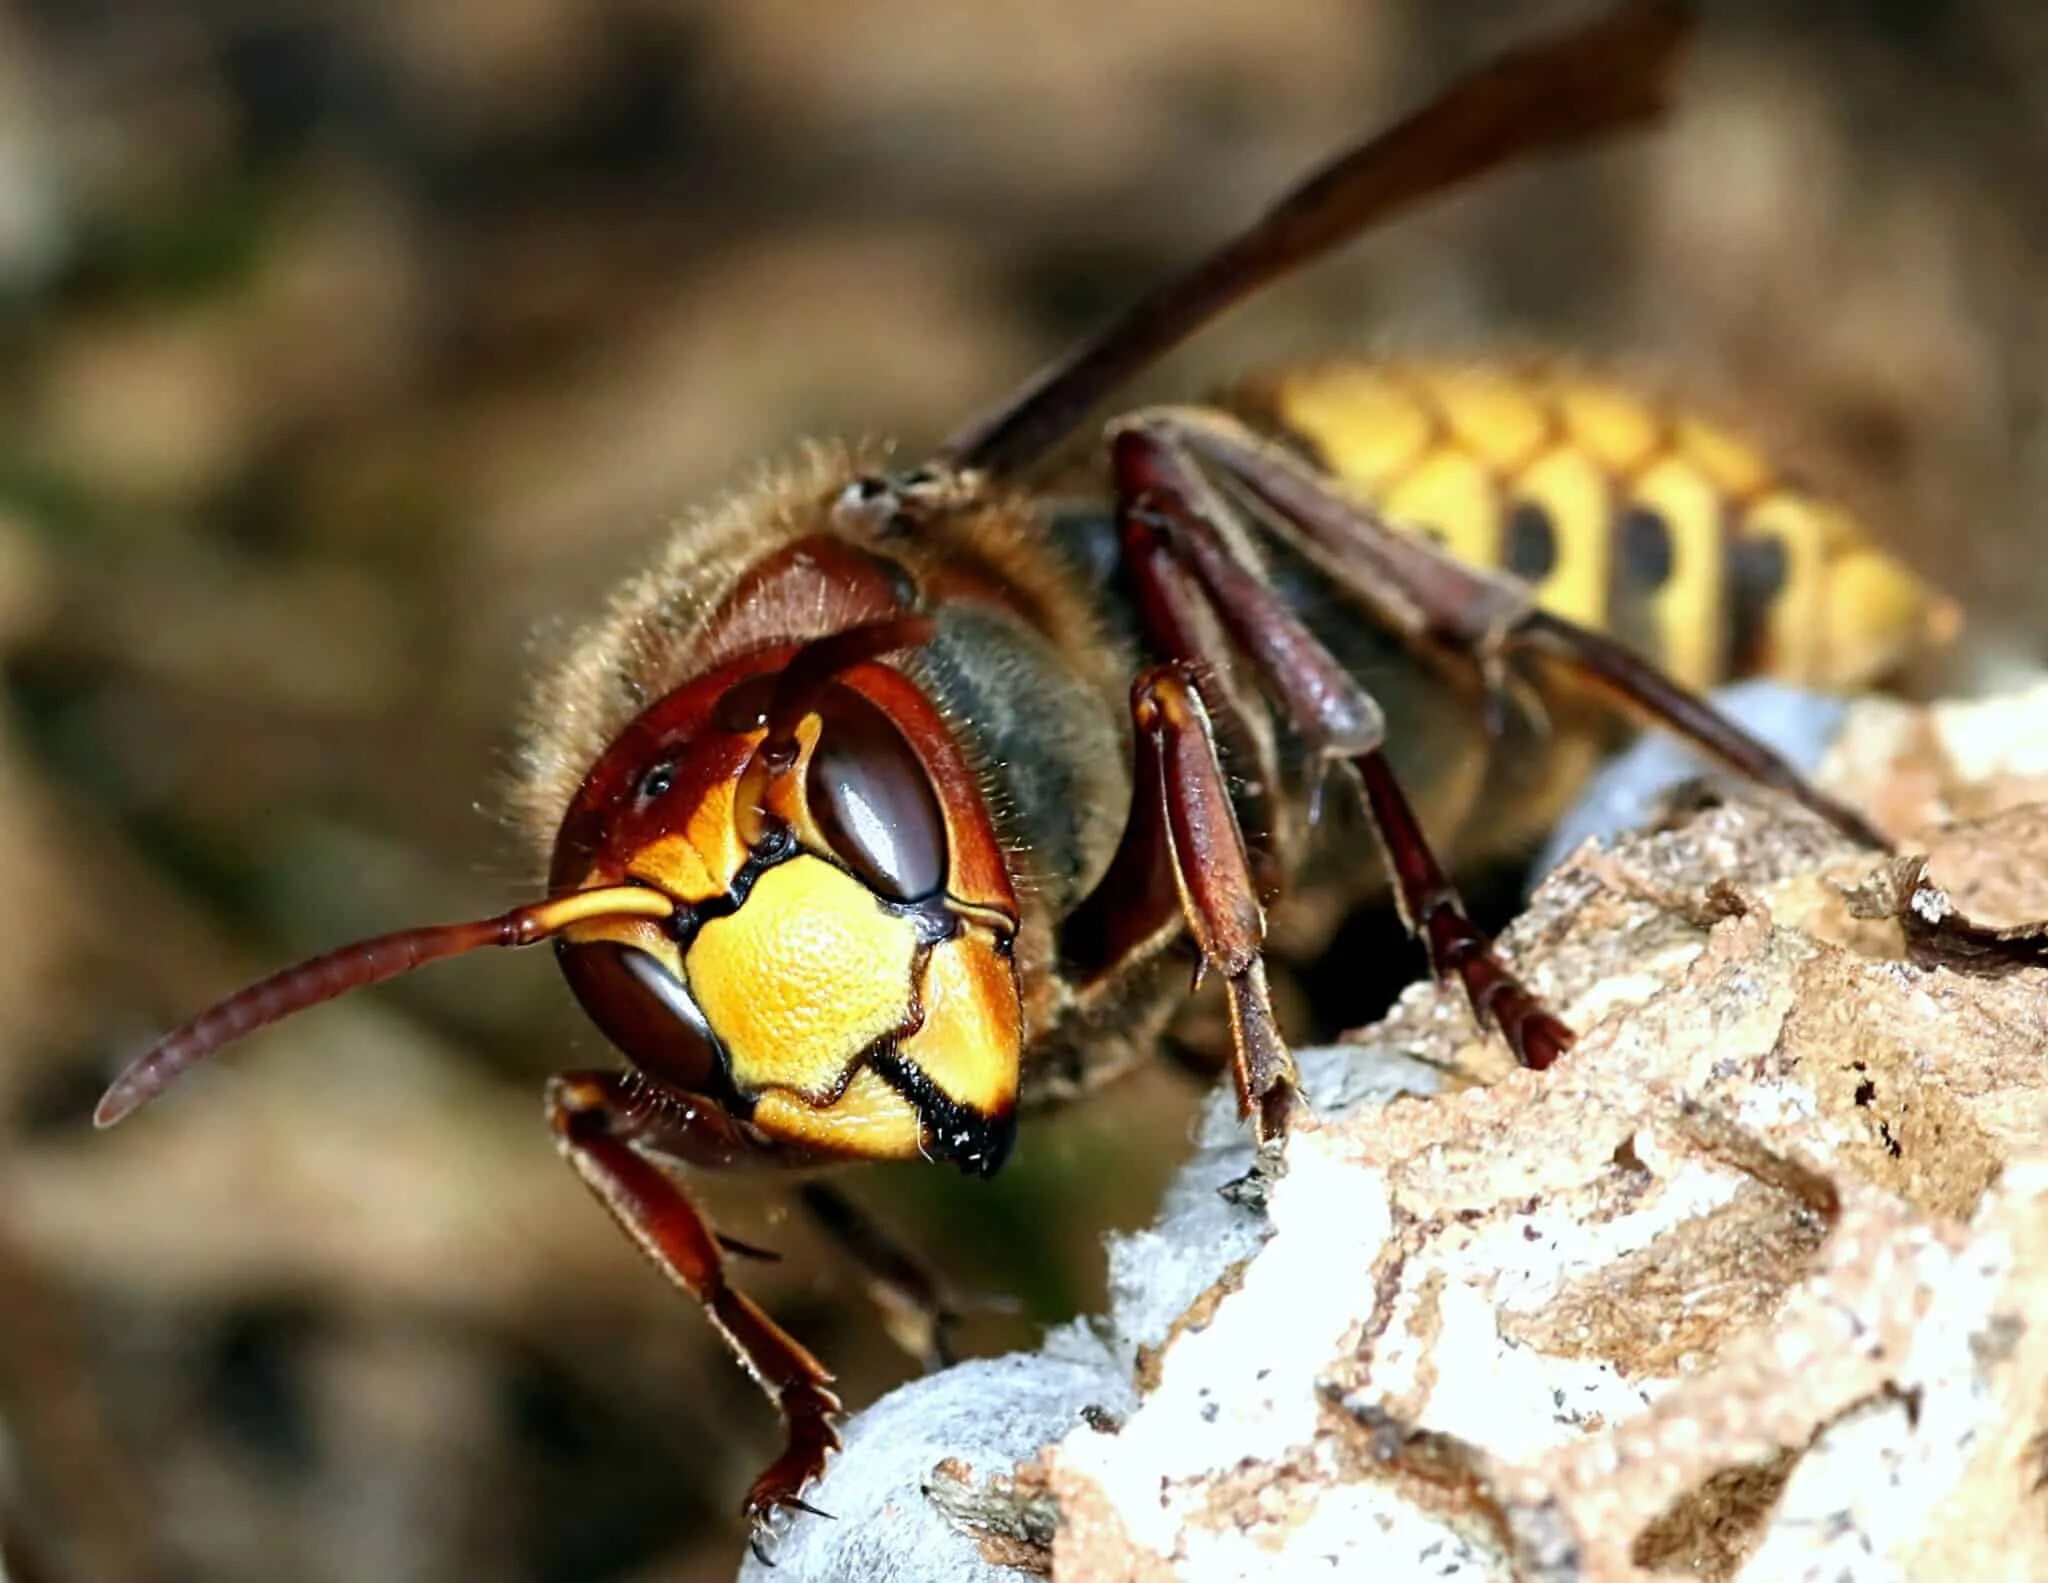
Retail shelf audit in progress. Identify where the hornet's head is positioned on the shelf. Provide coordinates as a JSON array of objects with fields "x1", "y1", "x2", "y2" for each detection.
[
  {"x1": 547, "y1": 628, "x2": 1024, "y2": 1175},
  {"x1": 96, "y1": 622, "x2": 1025, "y2": 1178}
]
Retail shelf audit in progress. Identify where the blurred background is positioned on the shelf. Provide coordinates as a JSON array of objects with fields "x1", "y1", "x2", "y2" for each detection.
[{"x1": 1, "y1": 1, "x2": 2044, "y2": 1578}]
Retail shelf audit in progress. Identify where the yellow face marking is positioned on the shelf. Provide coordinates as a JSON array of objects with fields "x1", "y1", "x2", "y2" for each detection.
[
  {"x1": 1675, "y1": 416, "x2": 1771, "y2": 498},
  {"x1": 1628, "y1": 456, "x2": 1726, "y2": 691},
  {"x1": 1381, "y1": 445, "x2": 1502, "y2": 567},
  {"x1": 685, "y1": 856, "x2": 918, "y2": 1101},
  {"x1": 896, "y1": 931, "x2": 1021, "y2": 1118},
  {"x1": 1556, "y1": 379, "x2": 1659, "y2": 472},
  {"x1": 1513, "y1": 445, "x2": 1611, "y2": 627},
  {"x1": 1421, "y1": 366, "x2": 1548, "y2": 471},
  {"x1": 751, "y1": 1066, "x2": 925, "y2": 1160},
  {"x1": 622, "y1": 771, "x2": 756, "y2": 907},
  {"x1": 1275, "y1": 366, "x2": 1433, "y2": 487}
]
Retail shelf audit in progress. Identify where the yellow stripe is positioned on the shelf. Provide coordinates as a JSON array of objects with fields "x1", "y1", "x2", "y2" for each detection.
[
  {"x1": 1380, "y1": 445, "x2": 1502, "y2": 567},
  {"x1": 1629, "y1": 455, "x2": 1726, "y2": 690},
  {"x1": 1415, "y1": 365, "x2": 1548, "y2": 470},
  {"x1": 1556, "y1": 378, "x2": 1659, "y2": 472},
  {"x1": 1268, "y1": 366, "x2": 1432, "y2": 487},
  {"x1": 1227, "y1": 358, "x2": 1950, "y2": 704},
  {"x1": 1512, "y1": 445, "x2": 1611, "y2": 627},
  {"x1": 1738, "y1": 493, "x2": 1829, "y2": 682},
  {"x1": 1675, "y1": 415, "x2": 1772, "y2": 497}
]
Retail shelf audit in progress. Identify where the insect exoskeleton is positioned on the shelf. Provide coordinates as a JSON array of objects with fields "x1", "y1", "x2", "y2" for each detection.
[
  {"x1": 515, "y1": 453, "x2": 1136, "y2": 1179},
  {"x1": 90, "y1": 2, "x2": 1947, "y2": 1556},
  {"x1": 1212, "y1": 358, "x2": 1955, "y2": 871},
  {"x1": 1226, "y1": 359, "x2": 1955, "y2": 694}
]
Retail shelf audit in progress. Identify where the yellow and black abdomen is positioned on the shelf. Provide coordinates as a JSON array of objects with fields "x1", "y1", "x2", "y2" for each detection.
[{"x1": 1226, "y1": 360, "x2": 1955, "y2": 696}]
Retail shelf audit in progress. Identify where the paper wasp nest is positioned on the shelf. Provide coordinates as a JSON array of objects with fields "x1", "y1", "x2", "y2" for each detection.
[{"x1": 740, "y1": 683, "x2": 2048, "y2": 1583}]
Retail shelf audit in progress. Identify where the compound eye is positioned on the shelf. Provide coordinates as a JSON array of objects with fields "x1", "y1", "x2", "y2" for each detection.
[
  {"x1": 805, "y1": 685, "x2": 947, "y2": 901},
  {"x1": 557, "y1": 942, "x2": 719, "y2": 1090}
]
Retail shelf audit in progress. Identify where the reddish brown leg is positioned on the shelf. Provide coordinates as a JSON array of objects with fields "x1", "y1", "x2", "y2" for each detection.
[
  {"x1": 1115, "y1": 428, "x2": 1575, "y2": 1072},
  {"x1": 1351, "y1": 750, "x2": 1571, "y2": 1069},
  {"x1": 545, "y1": 1071, "x2": 841, "y2": 1557},
  {"x1": 1144, "y1": 409, "x2": 1890, "y2": 851},
  {"x1": 1130, "y1": 664, "x2": 1299, "y2": 1141},
  {"x1": 1509, "y1": 610, "x2": 1888, "y2": 847}
]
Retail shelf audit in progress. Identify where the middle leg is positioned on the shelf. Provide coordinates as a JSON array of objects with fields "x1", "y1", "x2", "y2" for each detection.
[{"x1": 1113, "y1": 426, "x2": 1576, "y2": 1072}]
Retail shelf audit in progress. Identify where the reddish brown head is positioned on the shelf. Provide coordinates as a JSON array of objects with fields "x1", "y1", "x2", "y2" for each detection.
[
  {"x1": 546, "y1": 621, "x2": 1025, "y2": 1174},
  {"x1": 98, "y1": 618, "x2": 1026, "y2": 1176}
]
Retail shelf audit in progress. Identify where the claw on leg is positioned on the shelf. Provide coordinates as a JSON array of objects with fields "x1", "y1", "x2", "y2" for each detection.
[{"x1": 743, "y1": 1386, "x2": 843, "y2": 1561}]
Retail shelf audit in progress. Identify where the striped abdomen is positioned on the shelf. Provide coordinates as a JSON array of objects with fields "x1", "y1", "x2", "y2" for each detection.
[{"x1": 1226, "y1": 361, "x2": 1954, "y2": 695}]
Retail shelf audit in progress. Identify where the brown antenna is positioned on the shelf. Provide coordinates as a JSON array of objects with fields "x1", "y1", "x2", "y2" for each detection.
[{"x1": 95, "y1": 885, "x2": 674, "y2": 1128}]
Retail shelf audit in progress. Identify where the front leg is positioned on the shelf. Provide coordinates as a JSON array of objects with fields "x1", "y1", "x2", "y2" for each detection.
[
  {"x1": 545, "y1": 1071, "x2": 841, "y2": 1557},
  {"x1": 1128, "y1": 664, "x2": 1299, "y2": 1142}
]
